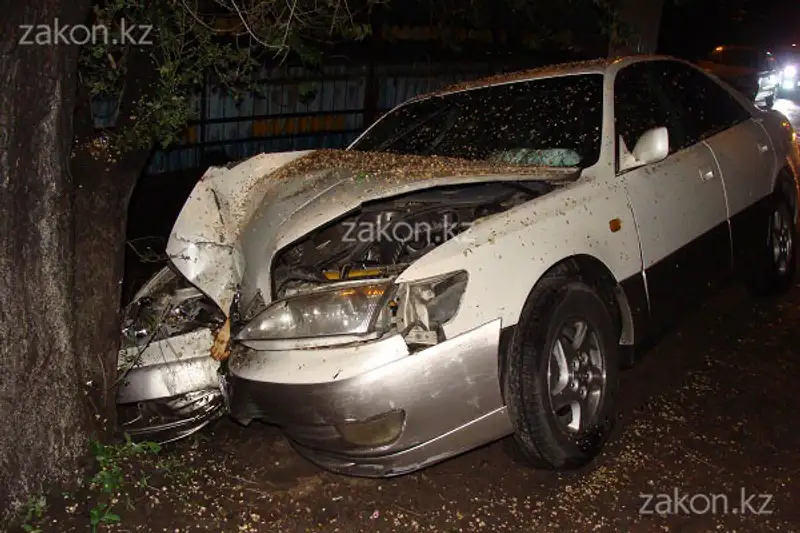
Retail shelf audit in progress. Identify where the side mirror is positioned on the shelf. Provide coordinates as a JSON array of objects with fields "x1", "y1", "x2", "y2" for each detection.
[{"x1": 620, "y1": 127, "x2": 669, "y2": 172}]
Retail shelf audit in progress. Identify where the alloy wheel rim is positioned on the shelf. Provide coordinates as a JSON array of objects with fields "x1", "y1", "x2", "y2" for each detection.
[
  {"x1": 771, "y1": 206, "x2": 793, "y2": 276},
  {"x1": 546, "y1": 319, "x2": 606, "y2": 435}
]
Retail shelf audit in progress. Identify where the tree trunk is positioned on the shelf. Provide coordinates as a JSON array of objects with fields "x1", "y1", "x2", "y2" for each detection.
[
  {"x1": 69, "y1": 131, "x2": 150, "y2": 433},
  {"x1": 70, "y1": 45, "x2": 155, "y2": 430},
  {"x1": 0, "y1": 2, "x2": 157, "y2": 518},
  {"x1": 609, "y1": 0, "x2": 665, "y2": 55},
  {"x1": 0, "y1": 0, "x2": 91, "y2": 518}
]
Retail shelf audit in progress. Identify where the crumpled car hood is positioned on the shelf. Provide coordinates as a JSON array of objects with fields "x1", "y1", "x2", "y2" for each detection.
[{"x1": 166, "y1": 149, "x2": 577, "y2": 315}]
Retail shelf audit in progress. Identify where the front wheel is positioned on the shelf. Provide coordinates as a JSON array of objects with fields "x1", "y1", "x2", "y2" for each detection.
[{"x1": 503, "y1": 277, "x2": 619, "y2": 470}]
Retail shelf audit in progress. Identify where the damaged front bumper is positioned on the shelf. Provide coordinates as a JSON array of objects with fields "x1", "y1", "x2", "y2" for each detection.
[
  {"x1": 116, "y1": 268, "x2": 513, "y2": 473},
  {"x1": 116, "y1": 265, "x2": 229, "y2": 444},
  {"x1": 117, "y1": 328, "x2": 227, "y2": 443},
  {"x1": 226, "y1": 319, "x2": 512, "y2": 477}
]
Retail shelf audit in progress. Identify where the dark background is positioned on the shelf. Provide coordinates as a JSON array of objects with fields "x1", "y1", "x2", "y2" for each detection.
[{"x1": 660, "y1": 0, "x2": 800, "y2": 58}]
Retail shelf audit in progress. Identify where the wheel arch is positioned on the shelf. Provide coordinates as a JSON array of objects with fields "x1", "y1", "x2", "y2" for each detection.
[
  {"x1": 539, "y1": 255, "x2": 635, "y2": 348},
  {"x1": 775, "y1": 164, "x2": 799, "y2": 223},
  {"x1": 499, "y1": 254, "x2": 637, "y2": 384}
]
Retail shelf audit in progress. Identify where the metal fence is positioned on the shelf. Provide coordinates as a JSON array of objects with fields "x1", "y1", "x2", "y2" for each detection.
[{"x1": 93, "y1": 58, "x2": 535, "y2": 175}]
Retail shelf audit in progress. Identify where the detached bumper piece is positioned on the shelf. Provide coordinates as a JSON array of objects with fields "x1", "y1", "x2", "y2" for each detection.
[{"x1": 118, "y1": 389, "x2": 226, "y2": 444}]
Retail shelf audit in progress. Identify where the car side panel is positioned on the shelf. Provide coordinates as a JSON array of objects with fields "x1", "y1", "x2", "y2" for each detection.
[
  {"x1": 703, "y1": 120, "x2": 778, "y2": 272},
  {"x1": 394, "y1": 177, "x2": 642, "y2": 340},
  {"x1": 703, "y1": 120, "x2": 775, "y2": 218},
  {"x1": 621, "y1": 142, "x2": 731, "y2": 332}
]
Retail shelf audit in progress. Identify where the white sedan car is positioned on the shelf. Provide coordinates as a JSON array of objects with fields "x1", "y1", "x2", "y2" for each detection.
[{"x1": 118, "y1": 55, "x2": 800, "y2": 476}]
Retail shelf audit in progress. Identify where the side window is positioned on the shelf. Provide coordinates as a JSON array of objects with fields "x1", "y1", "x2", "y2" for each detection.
[
  {"x1": 656, "y1": 62, "x2": 751, "y2": 142},
  {"x1": 614, "y1": 62, "x2": 688, "y2": 157},
  {"x1": 614, "y1": 63, "x2": 668, "y2": 153}
]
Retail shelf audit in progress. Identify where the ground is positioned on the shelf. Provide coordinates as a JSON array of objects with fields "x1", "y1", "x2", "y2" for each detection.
[{"x1": 12, "y1": 98, "x2": 800, "y2": 533}]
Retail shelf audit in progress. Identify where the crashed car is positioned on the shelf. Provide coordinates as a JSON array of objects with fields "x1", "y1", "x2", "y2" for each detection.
[{"x1": 118, "y1": 55, "x2": 800, "y2": 476}]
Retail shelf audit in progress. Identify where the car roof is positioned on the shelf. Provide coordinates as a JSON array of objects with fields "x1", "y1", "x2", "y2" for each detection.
[{"x1": 405, "y1": 54, "x2": 681, "y2": 102}]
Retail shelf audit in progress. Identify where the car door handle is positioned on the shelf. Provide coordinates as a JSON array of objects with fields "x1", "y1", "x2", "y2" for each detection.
[{"x1": 699, "y1": 168, "x2": 715, "y2": 181}]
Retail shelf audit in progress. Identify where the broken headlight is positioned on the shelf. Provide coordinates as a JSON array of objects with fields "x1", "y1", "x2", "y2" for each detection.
[
  {"x1": 397, "y1": 271, "x2": 468, "y2": 342},
  {"x1": 121, "y1": 266, "x2": 225, "y2": 348},
  {"x1": 236, "y1": 279, "x2": 397, "y2": 342}
]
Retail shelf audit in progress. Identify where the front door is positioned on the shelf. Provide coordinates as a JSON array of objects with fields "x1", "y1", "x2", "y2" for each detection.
[{"x1": 614, "y1": 61, "x2": 731, "y2": 332}]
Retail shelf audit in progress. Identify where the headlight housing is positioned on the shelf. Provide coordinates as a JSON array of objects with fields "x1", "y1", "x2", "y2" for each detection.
[
  {"x1": 397, "y1": 271, "x2": 468, "y2": 343},
  {"x1": 236, "y1": 279, "x2": 397, "y2": 344}
]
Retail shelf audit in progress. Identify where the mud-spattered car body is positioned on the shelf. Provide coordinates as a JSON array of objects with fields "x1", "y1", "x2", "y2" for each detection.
[{"x1": 118, "y1": 55, "x2": 800, "y2": 476}]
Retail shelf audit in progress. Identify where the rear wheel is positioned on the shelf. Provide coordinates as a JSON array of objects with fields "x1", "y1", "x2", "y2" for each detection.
[
  {"x1": 503, "y1": 277, "x2": 619, "y2": 470},
  {"x1": 746, "y1": 193, "x2": 796, "y2": 296}
]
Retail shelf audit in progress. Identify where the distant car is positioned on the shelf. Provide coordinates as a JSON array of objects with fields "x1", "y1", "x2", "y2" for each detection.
[
  {"x1": 775, "y1": 45, "x2": 800, "y2": 98},
  {"x1": 117, "y1": 56, "x2": 800, "y2": 477},
  {"x1": 697, "y1": 45, "x2": 780, "y2": 108}
]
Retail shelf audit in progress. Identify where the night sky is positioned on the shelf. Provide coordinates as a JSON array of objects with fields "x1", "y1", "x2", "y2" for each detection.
[{"x1": 660, "y1": 0, "x2": 800, "y2": 58}]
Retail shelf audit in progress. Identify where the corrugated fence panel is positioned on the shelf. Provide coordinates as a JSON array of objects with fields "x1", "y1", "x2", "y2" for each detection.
[{"x1": 82, "y1": 59, "x2": 523, "y2": 175}]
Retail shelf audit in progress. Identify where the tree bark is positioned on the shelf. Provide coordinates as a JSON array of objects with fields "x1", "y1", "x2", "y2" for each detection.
[
  {"x1": 608, "y1": 0, "x2": 665, "y2": 55},
  {"x1": 0, "y1": 0, "x2": 91, "y2": 518},
  {"x1": 70, "y1": 44, "x2": 155, "y2": 427}
]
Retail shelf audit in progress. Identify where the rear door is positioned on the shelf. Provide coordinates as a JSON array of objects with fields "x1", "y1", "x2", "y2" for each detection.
[
  {"x1": 615, "y1": 61, "x2": 731, "y2": 331},
  {"x1": 654, "y1": 61, "x2": 775, "y2": 272}
]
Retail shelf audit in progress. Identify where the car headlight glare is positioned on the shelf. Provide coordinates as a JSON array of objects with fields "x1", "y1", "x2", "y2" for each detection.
[
  {"x1": 236, "y1": 280, "x2": 396, "y2": 341},
  {"x1": 785, "y1": 65, "x2": 798, "y2": 78}
]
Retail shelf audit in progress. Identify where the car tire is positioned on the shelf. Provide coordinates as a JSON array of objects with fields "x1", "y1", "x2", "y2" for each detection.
[
  {"x1": 502, "y1": 276, "x2": 619, "y2": 470},
  {"x1": 745, "y1": 193, "x2": 796, "y2": 297}
]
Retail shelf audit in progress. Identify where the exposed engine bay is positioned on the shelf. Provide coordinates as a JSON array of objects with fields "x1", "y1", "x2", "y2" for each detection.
[
  {"x1": 272, "y1": 181, "x2": 554, "y2": 299},
  {"x1": 257, "y1": 181, "x2": 555, "y2": 348}
]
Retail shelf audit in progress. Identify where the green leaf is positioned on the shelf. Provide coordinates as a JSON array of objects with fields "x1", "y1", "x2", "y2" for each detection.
[{"x1": 102, "y1": 512, "x2": 121, "y2": 524}]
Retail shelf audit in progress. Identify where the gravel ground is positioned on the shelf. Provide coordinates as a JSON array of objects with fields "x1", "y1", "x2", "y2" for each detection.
[{"x1": 12, "y1": 97, "x2": 800, "y2": 533}]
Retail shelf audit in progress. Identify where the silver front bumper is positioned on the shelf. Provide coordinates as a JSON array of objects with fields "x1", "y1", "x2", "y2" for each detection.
[
  {"x1": 116, "y1": 328, "x2": 226, "y2": 443},
  {"x1": 116, "y1": 316, "x2": 513, "y2": 474},
  {"x1": 227, "y1": 319, "x2": 513, "y2": 477}
]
